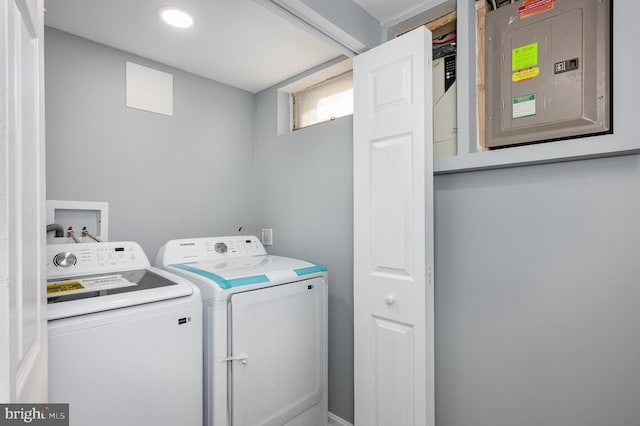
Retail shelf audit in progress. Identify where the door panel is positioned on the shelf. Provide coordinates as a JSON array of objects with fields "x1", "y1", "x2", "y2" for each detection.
[
  {"x1": 230, "y1": 278, "x2": 325, "y2": 426},
  {"x1": 373, "y1": 317, "x2": 415, "y2": 426},
  {"x1": 353, "y1": 26, "x2": 434, "y2": 426},
  {"x1": 372, "y1": 57, "x2": 413, "y2": 111},
  {"x1": 371, "y1": 133, "x2": 413, "y2": 275}
]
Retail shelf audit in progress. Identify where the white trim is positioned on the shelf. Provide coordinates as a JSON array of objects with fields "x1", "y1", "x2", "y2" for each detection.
[
  {"x1": 278, "y1": 58, "x2": 352, "y2": 94},
  {"x1": 276, "y1": 58, "x2": 353, "y2": 135},
  {"x1": 328, "y1": 412, "x2": 354, "y2": 426},
  {"x1": 255, "y1": 0, "x2": 366, "y2": 57}
]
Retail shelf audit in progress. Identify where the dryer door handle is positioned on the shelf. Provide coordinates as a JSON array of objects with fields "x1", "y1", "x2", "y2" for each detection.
[{"x1": 219, "y1": 352, "x2": 249, "y2": 364}]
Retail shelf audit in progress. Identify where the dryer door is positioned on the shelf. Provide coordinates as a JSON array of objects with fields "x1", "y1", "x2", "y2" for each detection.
[{"x1": 229, "y1": 277, "x2": 325, "y2": 426}]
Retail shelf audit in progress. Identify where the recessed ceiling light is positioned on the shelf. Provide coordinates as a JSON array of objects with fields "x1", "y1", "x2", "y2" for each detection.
[{"x1": 160, "y1": 8, "x2": 193, "y2": 29}]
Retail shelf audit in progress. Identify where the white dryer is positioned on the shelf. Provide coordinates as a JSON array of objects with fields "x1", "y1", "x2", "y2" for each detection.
[
  {"x1": 155, "y1": 236, "x2": 328, "y2": 426},
  {"x1": 47, "y1": 241, "x2": 203, "y2": 426}
]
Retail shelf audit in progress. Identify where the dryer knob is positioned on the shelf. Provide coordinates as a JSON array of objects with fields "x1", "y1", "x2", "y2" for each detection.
[{"x1": 53, "y1": 252, "x2": 77, "y2": 268}]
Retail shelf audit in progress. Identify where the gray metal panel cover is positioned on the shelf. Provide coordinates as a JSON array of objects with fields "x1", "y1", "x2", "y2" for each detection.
[{"x1": 485, "y1": 0, "x2": 611, "y2": 148}]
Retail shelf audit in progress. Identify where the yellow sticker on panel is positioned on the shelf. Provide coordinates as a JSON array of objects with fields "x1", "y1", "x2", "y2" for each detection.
[
  {"x1": 512, "y1": 67, "x2": 540, "y2": 82},
  {"x1": 512, "y1": 43, "x2": 538, "y2": 71},
  {"x1": 47, "y1": 281, "x2": 85, "y2": 295}
]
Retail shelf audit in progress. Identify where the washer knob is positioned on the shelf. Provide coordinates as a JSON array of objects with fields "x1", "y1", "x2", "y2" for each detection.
[{"x1": 53, "y1": 252, "x2": 77, "y2": 268}]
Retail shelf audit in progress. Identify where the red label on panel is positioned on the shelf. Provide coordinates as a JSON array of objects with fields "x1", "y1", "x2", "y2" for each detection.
[{"x1": 518, "y1": 0, "x2": 555, "y2": 18}]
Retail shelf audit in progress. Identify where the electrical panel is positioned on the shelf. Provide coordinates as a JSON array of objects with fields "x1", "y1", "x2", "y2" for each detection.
[{"x1": 485, "y1": 0, "x2": 611, "y2": 148}]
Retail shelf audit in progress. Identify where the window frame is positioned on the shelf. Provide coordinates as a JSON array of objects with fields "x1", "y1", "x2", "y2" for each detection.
[{"x1": 291, "y1": 70, "x2": 353, "y2": 131}]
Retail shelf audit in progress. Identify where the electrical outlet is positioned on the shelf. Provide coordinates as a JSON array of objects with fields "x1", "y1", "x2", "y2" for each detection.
[{"x1": 261, "y1": 228, "x2": 273, "y2": 246}]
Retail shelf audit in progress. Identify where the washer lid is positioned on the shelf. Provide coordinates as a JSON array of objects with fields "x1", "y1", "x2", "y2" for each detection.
[
  {"x1": 47, "y1": 267, "x2": 194, "y2": 320},
  {"x1": 169, "y1": 255, "x2": 326, "y2": 294}
]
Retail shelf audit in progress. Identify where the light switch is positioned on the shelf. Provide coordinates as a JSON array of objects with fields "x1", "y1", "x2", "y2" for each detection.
[{"x1": 261, "y1": 228, "x2": 273, "y2": 246}]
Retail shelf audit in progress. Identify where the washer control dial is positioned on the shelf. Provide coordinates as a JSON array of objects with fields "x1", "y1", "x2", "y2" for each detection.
[
  {"x1": 214, "y1": 242, "x2": 228, "y2": 254},
  {"x1": 53, "y1": 252, "x2": 77, "y2": 268}
]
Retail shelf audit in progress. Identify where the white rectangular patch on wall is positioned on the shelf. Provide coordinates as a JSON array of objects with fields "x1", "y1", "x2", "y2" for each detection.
[{"x1": 126, "y1": 61, "x2": 173, "y2": 116}]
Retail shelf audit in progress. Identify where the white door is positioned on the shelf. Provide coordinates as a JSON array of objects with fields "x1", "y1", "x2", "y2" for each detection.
[
  {"x1": 353, "y1": 27, "x2": 434, "y2": 426},
  {"x1": 0, "y1": 0, "x2": 47, "y2": 402},
  {"x1": 230, "y1": 278, "x2": 326, "y2": 426}
]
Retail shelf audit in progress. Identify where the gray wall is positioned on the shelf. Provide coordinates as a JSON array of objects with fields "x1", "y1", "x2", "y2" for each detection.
[
  {"x1": 434, "y1": 155, "x2": 640, "y2": 426},
  {"x1": 253, "y1": 84, "x2": 355, "y2": 421},
  {"x1": 45, "y1": 28, "x2": 256, "y2": 259}
]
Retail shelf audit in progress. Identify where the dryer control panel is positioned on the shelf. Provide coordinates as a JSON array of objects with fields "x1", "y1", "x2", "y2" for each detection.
[
  {"x1": 156, "y1": 236, "x2": 266, "y2": 266},
  {"x1": 47, "y1": 241, "x2": 150, "y2": 278}
]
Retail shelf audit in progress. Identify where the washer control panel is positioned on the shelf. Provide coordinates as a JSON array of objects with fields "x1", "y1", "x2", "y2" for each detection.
[
  {"x1": 47, "y1": 241, "x2": 150, "y2": 278},
  {"x1": 53, "y1": 252, "x2": 77, "y2": 268},
  {"x1": 157, "y1": 236, "x2": 266, "y2": 266}
]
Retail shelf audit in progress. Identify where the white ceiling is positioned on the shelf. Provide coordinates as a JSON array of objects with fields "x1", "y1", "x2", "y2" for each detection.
[{"x1": 43, "y1": 0, "x2": 425, "y2": 93}]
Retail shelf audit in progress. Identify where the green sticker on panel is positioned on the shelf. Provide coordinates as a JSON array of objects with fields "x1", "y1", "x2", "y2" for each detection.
[
  {"x1": 512, "y1": 94, "x2": 536, "y2": 119},
  {"x1": 512, "y1": 42, "x2": 538, "y2": 71}
]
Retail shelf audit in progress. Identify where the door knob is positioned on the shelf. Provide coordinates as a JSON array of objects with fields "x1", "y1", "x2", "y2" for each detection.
[{"x1": 384, "y1": 295, "x2": 395, "y2": 305}]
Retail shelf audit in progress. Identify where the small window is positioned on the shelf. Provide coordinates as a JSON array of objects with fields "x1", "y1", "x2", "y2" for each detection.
[{"x1": 292, "y1": 71, "x2": 353, "y2": 130}]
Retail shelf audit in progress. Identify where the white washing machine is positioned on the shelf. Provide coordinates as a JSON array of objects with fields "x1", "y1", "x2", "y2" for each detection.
[
  {"x1": 155, "y1": 236, "x2": 328, "y2": 426},
  {"x1": 47, "y1": 241, "x2": 203, "y2": 426}
]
